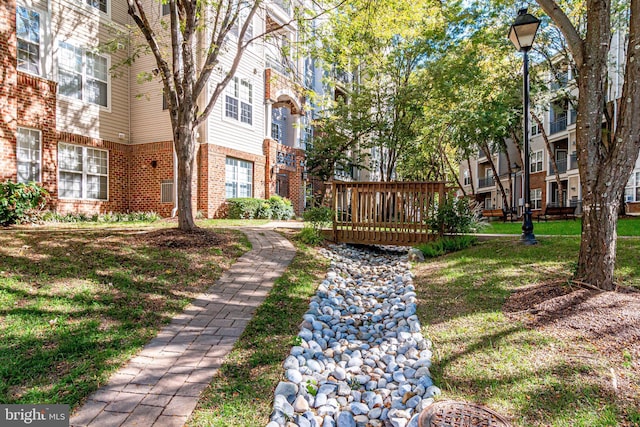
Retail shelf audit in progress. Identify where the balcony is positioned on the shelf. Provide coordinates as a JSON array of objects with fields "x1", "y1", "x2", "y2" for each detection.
[
  {"x1": 272, "y1": 0, "x2": 292, "y2": 14},
  {"x1": 478, "y1": 176, "x2": 495, "y2": 188},
  {"x1": 569, "y1": 152, "x2": 578, "y2": 170},
  {"x1": 549, "y1": 115, "x2": 567, "y2": 134},
  {"x1": 266, "y1": 56, "x2": 290, "y2": 77},
  {"x1": 548, "y1": 158, "x2": 567, "y2": 175},
  {"x1": 550, "y1": 71, "x2": 569, "y2": 90}
]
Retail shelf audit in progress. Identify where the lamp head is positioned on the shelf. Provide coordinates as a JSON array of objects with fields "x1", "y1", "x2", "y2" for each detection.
[{"x1": 508, "y1": 8, "x2": 541, "y2": 52}]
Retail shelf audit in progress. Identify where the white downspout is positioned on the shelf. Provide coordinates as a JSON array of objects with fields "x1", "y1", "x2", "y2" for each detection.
[{"x1": 171, "y1": 146, "x2": 178, "y2": 217}]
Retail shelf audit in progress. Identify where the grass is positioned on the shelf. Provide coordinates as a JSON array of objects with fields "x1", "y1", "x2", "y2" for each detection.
[
  {"x1": 414, "y1": 236, "x2": 640, "y2": 427},
  {"x1": 0, "y1": 225, "x2": 250, "y2": 409},
  {"x1": 188, "y1": 234, "x2": 328, "y2": 427},
  {"x1": 483, "y1": 216, "x2": 640, "y2": 236}
]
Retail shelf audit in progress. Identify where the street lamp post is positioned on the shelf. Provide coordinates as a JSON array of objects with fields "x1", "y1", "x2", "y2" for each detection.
[{"x1": 509, "y1": 8, "x2": 540, "y2": 245}]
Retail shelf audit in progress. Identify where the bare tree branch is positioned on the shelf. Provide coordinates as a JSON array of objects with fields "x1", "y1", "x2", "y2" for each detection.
[{"x1": 536, "y1": 0, "x2": 585, "y2": 68}]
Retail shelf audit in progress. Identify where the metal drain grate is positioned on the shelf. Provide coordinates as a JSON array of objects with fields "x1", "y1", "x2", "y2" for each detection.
[{"x1": 418, "y1": 400, "x2": 513, "y2": 427}]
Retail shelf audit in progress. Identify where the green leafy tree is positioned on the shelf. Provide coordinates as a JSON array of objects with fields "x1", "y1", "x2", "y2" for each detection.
[{"x1": 537, "y1": 0, "x2": 640, "y2": 290}]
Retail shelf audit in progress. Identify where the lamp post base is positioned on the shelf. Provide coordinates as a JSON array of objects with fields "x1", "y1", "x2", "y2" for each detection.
[{"x1": 521, "y1": 210, "x2": 538, "y2": 245}]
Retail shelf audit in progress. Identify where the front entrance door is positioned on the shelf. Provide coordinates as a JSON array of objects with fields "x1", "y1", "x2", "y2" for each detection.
[{"x1": 276, "y1": 173, "x2": 289, "y2": 199}]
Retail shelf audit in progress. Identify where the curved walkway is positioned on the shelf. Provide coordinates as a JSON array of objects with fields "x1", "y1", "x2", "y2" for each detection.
[{"x1": 70, "y1": 228, "x2": 296, "y2": 427}]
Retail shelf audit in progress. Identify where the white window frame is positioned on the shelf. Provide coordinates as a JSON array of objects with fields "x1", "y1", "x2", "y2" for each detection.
[
  {"x1": 58, "y1": 142, "x2": 109, "y2": 200},
  {"x1": 78, "y1": 0, "x2": 110, "y2": 17},
  {"x1": 463, "y1": 170, "x2": 471, "y2": 186},
  {"x1": 58, "y1": 42, "x2": 110, "y2": 109},
  {"x1": 531, "y1": 188, "x2": 542, "y2": 210},
  {"x1": 16, "y1": 6, "x2": 42, "y2": 76},
  {"x1": 530, "y1": 150, "x2": 544, "y2": 173},
  {"x1": 16, "y1": 127, "x2": 42, "y2": 183},
  {"x1": 625, "y1": 171, "x2": 640, "y2": 203},
  {"x1": 225, "y1": 157, "x2": 253, "y2": 199},
  {"x1": 531, "y1": 122, "x2": 541, "y2": 136},
  {"x1": 224, "y1": 77, "x2": 253, "y2": 126}
]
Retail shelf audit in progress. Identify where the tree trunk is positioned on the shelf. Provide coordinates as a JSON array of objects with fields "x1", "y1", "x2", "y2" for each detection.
[
  {"x1": 531, "y1": 111, "x2": 564, "y2": 206},
  {"x1": 504, "y1": 148, "x2": 514, "y2": 213},
  {"x1": 174, "y1": 122, "x2": 198, "y2": 231}
]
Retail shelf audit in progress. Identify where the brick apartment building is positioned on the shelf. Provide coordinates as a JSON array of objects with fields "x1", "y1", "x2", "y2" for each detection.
[{"x1": 0, "y1": 0, "x2": 319, "y2": 218}]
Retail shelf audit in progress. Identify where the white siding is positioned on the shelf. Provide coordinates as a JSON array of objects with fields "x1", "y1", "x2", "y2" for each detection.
[{"x1": 51, "y1": 0, "x2": 130, "y2": 141}]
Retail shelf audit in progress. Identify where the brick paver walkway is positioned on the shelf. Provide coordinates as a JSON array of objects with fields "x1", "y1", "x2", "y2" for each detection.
[{"x1": 70, "y1": 227, "x2": 296, "y2": 427}]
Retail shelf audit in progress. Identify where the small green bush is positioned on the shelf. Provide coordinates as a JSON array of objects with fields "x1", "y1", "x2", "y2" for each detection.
[
  {"x1": 0, "y1": 181, "x2": 49, "y2": 226},
  {"x1": 41, "y1": 211, "x2": 160, "y2": 223},
  {"x1": 268, "y1": 195, "x2": 294, "y2": 220},
  {"x1": 226, "y1": 196, "x2": 294, "y2": 220},
  {"x1": 429, "y1": 193, "x2": 483, "y2": 234},
  {"x1": 297, "y1": 226, "x2": 325, "y2": 245},
  {"x1": 303, "y1": 206, "x2": 333, "y2": 232},
  {"x1": 299, "y1": 206, "x2": 333, "y2": 245},
  {"x1": 416, "y1": 235, "x2": 478, "y2": 258},
  {"x1": 227, "y1": 198, "x2": 263, "y2": 219}
]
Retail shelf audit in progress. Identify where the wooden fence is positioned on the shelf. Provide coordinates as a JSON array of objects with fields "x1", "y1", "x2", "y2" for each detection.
[{"x1": 331, "y1": 181, "x2": 447, "y2": 246}]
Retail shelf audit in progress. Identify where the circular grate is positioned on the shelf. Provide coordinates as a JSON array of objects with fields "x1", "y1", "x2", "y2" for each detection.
[{"x1": 418, "y1": 400, "x2": 513, "y2": 427}]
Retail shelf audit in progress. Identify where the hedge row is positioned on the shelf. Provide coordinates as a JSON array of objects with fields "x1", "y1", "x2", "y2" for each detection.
[{"x1": 226, "y1": 195, "x2": 294, "y2": 220}]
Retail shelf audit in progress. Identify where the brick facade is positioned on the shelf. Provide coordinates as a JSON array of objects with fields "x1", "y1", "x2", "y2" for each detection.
[
  {"x1": 1, "y1": 0, "x2": 310, "y2": 219},
  {"x1": 529, "y1": 171, "x2": 547, "y2": 211}
]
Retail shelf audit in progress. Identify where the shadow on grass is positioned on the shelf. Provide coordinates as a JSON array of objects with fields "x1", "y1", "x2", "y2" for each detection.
[
  {"x1": 414, "y1": 236, "x2": 639, "y2": 426},
  {"x1": 0, "y1": 227, "x2": 249, "y2": 409}
]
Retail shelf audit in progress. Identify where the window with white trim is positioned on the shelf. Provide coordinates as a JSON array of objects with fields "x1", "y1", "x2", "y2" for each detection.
[
  {"x1": 531, "y1": 122, "x2": 541, "y2": 136},
  {"x1": 225, "y1": 77, "x2": 252, "y2": 125},
  {"x1": 225, "y1": 157, "x2": 253, "y2": 198},
  {"x1": 463, "y1": 170, "x2": 471, "y2": 186},
  {"x1": 58, "y1": 42, "x2": 109, "y2": 107},
  {"x1": 230, "y1": 9, "x2": 254, "y2": 43},
  {"x1": 625, "y1": 171, "x2": 640, "y2": 202},
  {"x1": 161, "y1": 2, "x2": 170, "y2": 15},
  {"x1": 16, "y1": 6, "x2": 41, "y2": 75},
  {"x1": 531, "y1": 188, "x2": 542, "y2": 210},
  {"x1": 58, "y1": 143, "x2": 108, "y2": 200},
  {"x1": 82, "y1": 0, "x2": 107, "y2": 14},
  {"x1": 530, "y1": 150, "x2": 543, "y2": 173},
  {"x1": 16, "y1": 128, "x2": 41, "y2": 183}
]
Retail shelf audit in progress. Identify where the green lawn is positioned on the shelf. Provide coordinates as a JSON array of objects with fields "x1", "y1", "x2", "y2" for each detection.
[
  {"x1": 0, "y1": 225, "x2": 250, "y2": 409},
  {"x1": 482, "y1": 216, "x2": 640, "y2": 236},
  {"x1": 414, "y1": 236, "x2": 640, "y2": 427}
]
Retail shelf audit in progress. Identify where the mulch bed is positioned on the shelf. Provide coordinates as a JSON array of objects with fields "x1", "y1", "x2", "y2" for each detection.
[
  {"x1": 137, "y1": 228, "x2": 230, "y2": 249},
  {"x1": 504, "y1": 280, "x2": 640, "y2": 410}
]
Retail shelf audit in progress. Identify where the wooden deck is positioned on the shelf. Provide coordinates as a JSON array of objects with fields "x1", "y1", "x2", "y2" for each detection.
[{"x1": 331, "y1": 181, "x2": 447, "y2": 246}]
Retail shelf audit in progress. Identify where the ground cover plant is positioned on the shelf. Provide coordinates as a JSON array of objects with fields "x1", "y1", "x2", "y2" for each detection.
[
  {"x1": 413, "y1": 236, "x2": 640, "y2": 427},
  {"x1": 188, "y1": 230, "x2": 328, "y2": 427},
  {"x1": 482, "y1": 217, "x2": 640, "y2": 236},
  {"x1": 0, "y1": 225, "x2": 250, "y2": 409}
]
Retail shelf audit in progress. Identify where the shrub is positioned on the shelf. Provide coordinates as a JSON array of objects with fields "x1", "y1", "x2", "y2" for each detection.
[
  {"x1": 416, "y1": 235, "x2": 478, "y2": 258},
  {"x1": 0, "y1": 181, "x2": 49, "y2": 226},
  {"x1": 268, "y1": 195, "x2": 294, "y2": 220},
  {"x1": 227, "y1": 198, "x2": 263, "y2": 219},
  {"x1": 429, "y1": 193, "x2": 483, "y2": 234},
  {"x1": 40, "y1": 211, "x2": 160, "y2": 223},
  {"x1": 299, "y1": 206, "x2": 333, "y2": 245},
  {"x1": 297, "y1": 226, "x2": 325, "y2": 245},
  {"x1": 226, "y1": 196, "x2": 294, "y2": 220}
]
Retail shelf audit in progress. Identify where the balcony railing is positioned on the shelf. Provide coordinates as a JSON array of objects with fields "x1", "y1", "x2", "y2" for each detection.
[
  {"x1": 272, "y1": 0, "x2": 292, "y2": 15},
  {"x1": 478, "y1": 176, "x2": 495, "y2": 188},
  {"x1": 266, "y1": 56, "x2": 290, "y2": 77},
  {"x1": 548, "y1": 159, "x2": 568, "y2": 175},
  {"x1": 550, "y1": 115, "x2": 567, "y2": 134},
  {"x1": 569, "y1": 152, "x2": 578, "y2": 170},
  {"x1": 550, "y1": 71, "x2": 569, "y2": 90}
]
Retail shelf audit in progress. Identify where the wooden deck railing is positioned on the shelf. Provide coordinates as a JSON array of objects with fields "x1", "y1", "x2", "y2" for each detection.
[{"x1": 331, "y1": 181, "x2": 447, "y2": 246}]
